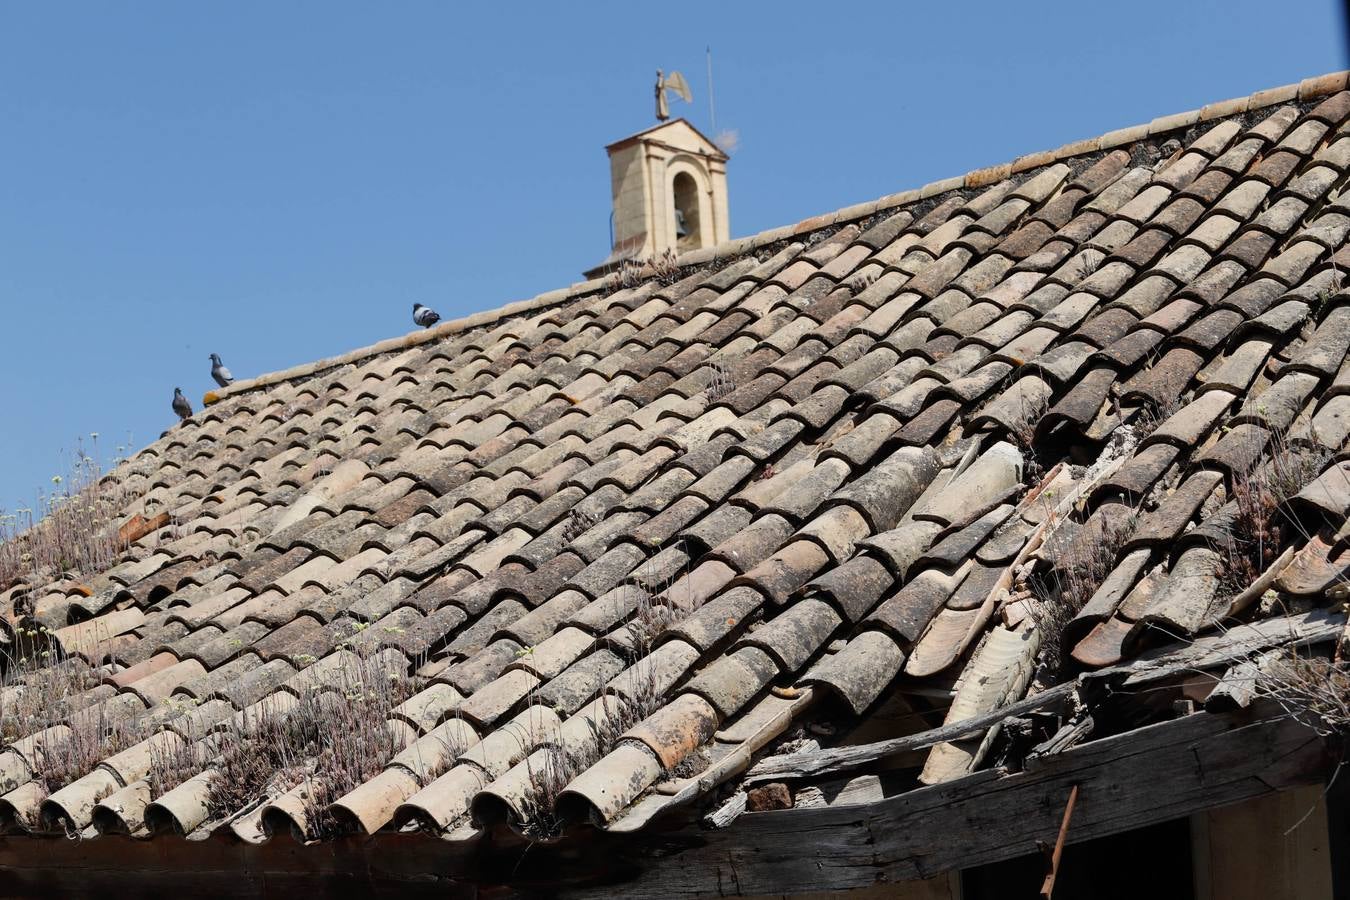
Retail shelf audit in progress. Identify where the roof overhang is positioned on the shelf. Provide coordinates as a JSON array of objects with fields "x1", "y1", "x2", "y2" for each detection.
[{"x1": 0, "y1": 702, "x2": 1329, "y2": 897}]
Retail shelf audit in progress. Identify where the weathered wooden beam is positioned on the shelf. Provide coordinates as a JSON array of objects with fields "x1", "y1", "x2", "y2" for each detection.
[
  {"x1": 1118, "y1": 607, "x2": 1343, "y2": 688},
  {"x1": 593, "y1": 705, "x2": 1329, "y2": 898}
]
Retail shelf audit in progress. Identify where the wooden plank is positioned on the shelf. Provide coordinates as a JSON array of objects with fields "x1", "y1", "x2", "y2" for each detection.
[
  {"x1": 1204, "y1": 650, "x2": 1281, "y2": 713},
  {"x1": 587, "y1": 706, "x2": 1330, "y2": 898}
]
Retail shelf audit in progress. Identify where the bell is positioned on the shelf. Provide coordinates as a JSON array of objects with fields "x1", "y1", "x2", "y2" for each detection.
[{"x1": 675, "y1": 209, "x2": 689, "y2": 238}]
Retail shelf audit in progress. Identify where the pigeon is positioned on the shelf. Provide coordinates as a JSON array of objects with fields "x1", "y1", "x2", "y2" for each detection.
[
  {"x1": 209, "y1": 353, "x2": 234, "y2": 387},
  {"x1": 172, "y1": 387, "x2": 193, "y2": 421},
  {"x1": 412, "y1": 303, "x2": 441, "y2": 328}
]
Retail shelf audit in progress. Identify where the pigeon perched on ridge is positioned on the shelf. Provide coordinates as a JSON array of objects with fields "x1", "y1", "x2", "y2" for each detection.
[
  {"x1": 412, "y1": 303, "x2": 441, "y2": 328},
  {"x1": 172, "y1": 387, "x2": 193, "y2": 421},
  {"x1": 209, "y1": 353, "x2": 234, "y2": 387}
]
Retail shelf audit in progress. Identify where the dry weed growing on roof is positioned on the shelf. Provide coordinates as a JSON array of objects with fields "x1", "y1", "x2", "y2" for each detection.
[
  {"x1": 562, "y1": 507, "x2": 599, "y2": 543},
  {"x1": 623, "y1": 544, "x2": 693, "y2": 652},
  {"x1": 614, "y1": 248, "x2": 682, "y2": 291},
  {"x1": 36, "y1": 697, "x2": 143, "y2": 803},
  {"x1": 0, "y1": 437, "x2": 133, "y2": 591},
  {"x1": 615, "y1": 257, "x2": 646, "y2": 290},
  {"x1": 1008, "y1": 386, "x2": 1052, "y2": 452},
  {"x1": 0, "y1": 634, "x2": 103, "y2": 744},
  {"x1": 624, "y1": 584, "x2": 678, "y2": 661},
  {"x1": 1254, "y1": 645, "x2": 1350, "y2": 739},
  {"x1": 520, "y1": 741, "x2": 574, "y2": 837},
  {"x1": 1129, "y1": 395, "x2": 1182, "y2": 442},
  {"x1": 848, "y1": 272, "x2": 877, "y2": 294},
  {"x1": 207, "y1": 650, "x2": 416, "y2": 838},
  {"x1": 147, "y1": 720, "x2": 210, "y2": 797},
  {"x1": 0, "y1": 628, "x2": 144, "y2": 803},
  {"x1": 520, "y1": 686, "x2": 665, "y2": 838},
  {"x1": 1028, "y1": 509, "x2": 1139, "y2": 679},
  {"x1": 518, "y1": 558, "x2": 677, "y2": 837},
  {"x1": 703, "y1": 359, "x2": 736, "y2": 405},
  {"x1": 1218, "y1": 434, "x2": 1331, "y2": 601}
]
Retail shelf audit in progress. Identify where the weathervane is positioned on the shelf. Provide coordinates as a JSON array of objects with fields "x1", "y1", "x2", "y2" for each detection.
[{"x1": 655, "y1": 69, "x2": 691, "y2": 122}]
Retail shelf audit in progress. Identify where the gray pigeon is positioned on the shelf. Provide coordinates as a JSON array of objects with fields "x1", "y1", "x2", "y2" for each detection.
[
  {"x1": 412, "y1": 303, "x2": 441, "y2": 328},
  {"x1": 172, "y1": 387, "x2": 193, "y2": 421},
  {"x1": 209, "y1": 353, "x2": 234, "y2": 387}
]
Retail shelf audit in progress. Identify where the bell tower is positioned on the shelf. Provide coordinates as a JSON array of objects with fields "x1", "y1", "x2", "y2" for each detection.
[{"x1": 587, "y1": 119, "x2": 730, "y2": 278}]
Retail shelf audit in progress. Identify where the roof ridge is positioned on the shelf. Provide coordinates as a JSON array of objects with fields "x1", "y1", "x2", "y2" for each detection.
[
  {"x1": 202, "y1": 276, "x2": 611, "y2": 405},
  {"x1": 204, "y1": 68, "x2": 1349, "y2": 407},
  {"x1": 675, "y1": 69, "x2": 1350, "y2": 268}
]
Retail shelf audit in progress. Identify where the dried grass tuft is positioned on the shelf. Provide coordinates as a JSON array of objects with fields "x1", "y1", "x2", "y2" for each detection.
[
  {"x1": 1220, "y1": 437, "x2": 1331, "y2": 600},
  {"x1": 36, "y1": 700, "x2": 143, "y2": 799},
  {"x1": 1255, "y1": 646, "x2": 1350, "y2": 738},
  {"x1": 1029, "y1": 511, "x2": 1139, "y2": 678},
  {"x1": 147, "y1": 728, "x2": 209, "y2": 797},
  {"x1": 518, "y1": 556, "x2": 675, "y2": 837},
  {"x1": 520, "y1": 687, "x2": 664, "y2": 838},
  {"x1": 1130, "y1": 396, "x2": 1181, "y2": 442},
  {"x1": 562, "y1": 508, "x2": 599, "y2": 543},
  {"x1": 207, "y1": 652, "x2": 415, "y2": 838},
  {"x1": 0, "y1": 635, "x2": 102, "y2": 744},
  {"x1": 614, "y1": 249, "x2": 681, "y2": 290},
  {"x1": 0, "y1": 630, "x2": 143, "y2": 799},
  {"x1": 0, "y1": 438, "x2": 133, "y2": 591},
  {"x1": 703, "y1": 359, "x2": 736, "y2": 405}
]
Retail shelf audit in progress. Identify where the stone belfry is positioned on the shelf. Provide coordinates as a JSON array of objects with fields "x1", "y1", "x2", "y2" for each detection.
[{"x1": 587, "y1": 117, "x2": 730, "y2": 278}]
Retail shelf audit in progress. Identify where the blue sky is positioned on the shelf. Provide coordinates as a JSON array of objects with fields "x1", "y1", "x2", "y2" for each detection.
[{"x1": 0, "y1": 1, "x2": 1345, "y2": 508}]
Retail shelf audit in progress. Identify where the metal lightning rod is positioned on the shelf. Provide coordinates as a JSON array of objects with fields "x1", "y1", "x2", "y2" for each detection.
[{"x1": 706, "y1": 46, "x2": 716, "y2": 134}]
